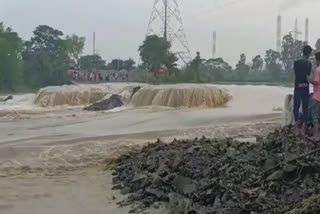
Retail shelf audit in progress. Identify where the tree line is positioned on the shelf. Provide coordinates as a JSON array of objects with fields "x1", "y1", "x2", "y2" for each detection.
[
  {"x1": 138, "y1": 34, "x2": 320, "y2": 84},
  {"x1": 2, "y1": 21, "x2": 320, "y2": 92},
  {"x1": 0, "y1": 23, "x2": 136, "y2": 92}
]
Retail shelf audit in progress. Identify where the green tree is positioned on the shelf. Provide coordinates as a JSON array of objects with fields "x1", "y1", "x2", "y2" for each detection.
[
  {"x1": 235, "y1": 53, "x2": 250, "y2": 81},
  {"x1": 123, "y1": 58, "x2": 136, "y2": 71},
  {"x1": 315, "y1": 39, "x2": 320, "y2": 52},
  {"x1": 251, "y1": 55, "x2": 264, "y2": 72},
  {"x1": 265, "y1": 50, "x2": 281, "y2": 67},
  {"x1": 106, "y1": 59, "x2": 124, "y2": 70},
  {"x1": 23, "y1": 25, "x2": 69, "y2": 88},
  {"x1": 138, "y1": 35, "x2": 171, "y2": 70},
  {"x1": 164, "y1": 53, "x2": 179, "y2": 75},
  {"x1": 106, "y1": 58, "x2": 136, "y2": 71},
  {"x1": 64, "y1": 34, "x2": 85, "y2": 68},
  {"x1": 79, "y1": 55, "x2": 107, "y2": 71},
  {"x1": 0, "y1": 23, "x2": 23, "y2": 91},
  {"x1": 264, "y1": 49, "x2": 282, "y2": 79},
  {"x1": 281, "y1": 34, "x2": 303, "y2": 72},
  {"x1": 204, "y1": 58, "x2": 232, "y2": 81}
]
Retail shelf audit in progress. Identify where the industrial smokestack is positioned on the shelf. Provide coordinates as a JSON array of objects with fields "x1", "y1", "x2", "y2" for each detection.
[
  {"x1": 305, "y1": 18, "x2": 309, "y2": 44},
  {"x1": 294, "y1": 18, "x2": 299, "y2": 41},
  {"x1": 212, "y1": 31, "x2": 216, "y2": 59},
  {"x1": 277, "y1": 15, "x2": 282, "y2": 52}
]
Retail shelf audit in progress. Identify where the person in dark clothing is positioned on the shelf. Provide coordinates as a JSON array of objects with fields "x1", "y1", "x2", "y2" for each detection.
[{"x1": 293, "y1": 45, "x2": 313, "y2": 135}]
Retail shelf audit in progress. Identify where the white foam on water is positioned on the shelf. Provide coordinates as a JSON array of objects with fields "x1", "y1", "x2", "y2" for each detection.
[
  {"x1": 106, "y1": 106, "x2": 129, "y2": 113},
  {"x1": 219, "y1": 84, "x2": 293, "y2": 115},
  {"x1": 0, "y1": 84, "x2": 294, "y2": 115},
  {"x1": 0, "y1": 94, "x2": 36, "y2": 111}
]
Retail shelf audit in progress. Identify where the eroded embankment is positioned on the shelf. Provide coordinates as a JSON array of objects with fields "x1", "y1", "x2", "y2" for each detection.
[{"x1": 112, "y1": 126, "x2": 320, "y2": 214}]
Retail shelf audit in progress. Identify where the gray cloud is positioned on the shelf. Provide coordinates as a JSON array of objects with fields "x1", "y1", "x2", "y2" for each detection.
[
  {"x1": 1, "y1": 0, "x2": 320, "y2": 65},
  {"x1": 279, "y1": 0, "x2": 317, "y2": 12}
]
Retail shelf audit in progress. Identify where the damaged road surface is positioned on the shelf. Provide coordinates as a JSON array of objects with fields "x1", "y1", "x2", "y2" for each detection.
[{"x1": 112, "y1": 126, "x2": 320, "y2": 214}]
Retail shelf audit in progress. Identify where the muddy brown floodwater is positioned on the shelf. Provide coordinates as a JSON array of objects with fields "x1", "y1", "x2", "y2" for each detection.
[{"x1": 0, "y1": 84, "x2": 291, "y2": 214}]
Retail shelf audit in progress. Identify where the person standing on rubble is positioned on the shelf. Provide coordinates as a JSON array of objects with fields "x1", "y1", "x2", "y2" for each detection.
[
  {"x1": 293, "y1": 45, "x2": 313, "y2": 135},
  {"x1": 309, "y1": 52, "x2": 320, "y2": 140}
]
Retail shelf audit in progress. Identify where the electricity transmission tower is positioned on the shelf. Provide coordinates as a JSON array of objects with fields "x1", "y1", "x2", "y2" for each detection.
[{"x1": 146, "y1": 0, "x2": 192, "y2": 64}]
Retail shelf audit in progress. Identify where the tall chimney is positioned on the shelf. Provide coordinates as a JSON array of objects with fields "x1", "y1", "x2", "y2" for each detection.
[
  {"x1": 305, "y1": 18, "x2": 309, "y2": 44},
  {"x1": 277, "y1": 15, "x2": 282, "y2": 52},
  {"x1": 212, "y1": 31, "x2": 217, "y2": 59},
  {"x1": 294, "y1": 18, "x2": 299, "y2": 41}
]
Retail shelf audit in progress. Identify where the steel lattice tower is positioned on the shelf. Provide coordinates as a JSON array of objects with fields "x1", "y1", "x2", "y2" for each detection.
[{"x1": 146, "y1": 0, "x2": 192, "y2": 64}]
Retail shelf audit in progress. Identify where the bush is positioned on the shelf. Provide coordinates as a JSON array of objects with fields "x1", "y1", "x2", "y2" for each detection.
[{"x1": 137, "y1": 67, "x2": 293, "y2": 86}]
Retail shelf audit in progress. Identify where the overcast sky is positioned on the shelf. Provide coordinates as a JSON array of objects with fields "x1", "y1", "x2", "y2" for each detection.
[{"x1": 1, "y1": 0, "x2": 320, "y2": 65}]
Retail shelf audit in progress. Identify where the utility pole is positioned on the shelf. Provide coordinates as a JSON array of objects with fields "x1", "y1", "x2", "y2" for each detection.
[
  {"x1": 93, "y1": 32, "x2": 96, "y2": 71},
  {"x1": 93, "y1": 32, "x2": 96, "y2": 56}
]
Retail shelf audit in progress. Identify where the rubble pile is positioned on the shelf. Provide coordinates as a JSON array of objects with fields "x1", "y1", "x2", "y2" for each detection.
[
  {"x1": 112, "y1": 126, "x2": 320, "y2": 214},
  {"x1": 84, "y1": 95, "x2": 123, "y2": 111}
]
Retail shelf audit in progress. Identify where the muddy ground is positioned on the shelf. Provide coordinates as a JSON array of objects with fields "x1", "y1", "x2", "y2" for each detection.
[
  {"x1": 0, "y1": 106, "x2": 282, "y2": 214},
  {"x1": 0, "y1": 84, "x2": 292, "y2": 214}
]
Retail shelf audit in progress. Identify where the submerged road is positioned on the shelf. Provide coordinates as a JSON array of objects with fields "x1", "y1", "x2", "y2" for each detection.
[
  {"x1": 0, "y1": 108, "x2": 283, "y2": 214},
  {"x1": 0, "y1": 107, "x2": 282, "y2": 146},
  {"x1": 0, "y1": 84, "x2": 291, "y2": 214},
  {"x1": 0, "y1": 107, "x2": 282, "y2": 171}
]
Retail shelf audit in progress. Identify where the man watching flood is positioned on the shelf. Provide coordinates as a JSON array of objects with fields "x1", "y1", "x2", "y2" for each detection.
[{"x1": 293, "y1": 45, "x2": 313, "y2": 136}]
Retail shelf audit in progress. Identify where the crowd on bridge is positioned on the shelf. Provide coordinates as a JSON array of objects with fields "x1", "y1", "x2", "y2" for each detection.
[{"x1": 70, "y1": 70, "x2": 129, "y2": 82}]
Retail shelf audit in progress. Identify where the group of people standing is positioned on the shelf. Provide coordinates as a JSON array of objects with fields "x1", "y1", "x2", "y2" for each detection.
[
  {"x1": 293, "y1": 45, "x2": 320, "y2": 140},
  {"x1": 72, "y1": 70, "x2": 103, "y2": 82},
  {"x1": 71, "y1": 70, "x2": 129, "y2": 82}
]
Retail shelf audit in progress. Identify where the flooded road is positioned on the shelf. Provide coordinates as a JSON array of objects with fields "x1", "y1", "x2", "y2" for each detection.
[
  {"x1": 0, "y1": 84, "x2": 292, "y2": 214},
  {"x1": 0, "y1": 170, "x2": 132, "y2": 214}
]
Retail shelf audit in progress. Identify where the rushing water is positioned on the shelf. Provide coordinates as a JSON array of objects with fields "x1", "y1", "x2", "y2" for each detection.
[
  {"x1": 0, "y1": 94, "x2": 36, "y2": 111},
  {"x1": 0, "y1": 84, "x2": 294, "y2": 214},
  {"x1": 0, "y1": 83, "x2": 293, "y2": 112},
  {"x1": 130, "y1": 85, "x2": 230, "y2": 108},
  {"x1": 34, "y1": 85, "x2": 108, "y2": 107}
]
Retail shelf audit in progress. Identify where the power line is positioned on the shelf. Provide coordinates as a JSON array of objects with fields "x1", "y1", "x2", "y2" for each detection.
[
  {"x1": 93, "y1": 32, "x2": 96, "y2": 56},
  {"x1": 146, "y1": 0, "x2": 192, "y2": 64}
]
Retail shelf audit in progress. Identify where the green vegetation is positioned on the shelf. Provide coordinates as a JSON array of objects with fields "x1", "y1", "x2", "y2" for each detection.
[
  {"x1": 23, "y1": 25, "x2": 70, "y2": 88},
  {"x1": 106, "y1": 58, "x2": 136, "y2": 71},
  {"x1": 78, "y1": 55, "x2": 136, "y2": 72},
  {"x1": 79, "y1": 55, "x2": 107, "y2": 71},
  {"x1": 137, "y1": 33, "x2": 311, "y2": 85},
  {"x1": 139, "y1": 35, "x2": 177, "y2": 72},
  {"x1": 64, "y1": 34, "x2": 85, "y2": 68},
  {"x1": 0, "y1": 23, "x2": 88, "y2": 92},
  {"x1": 0, "y1": 22, "x2": 318, "y2": 92},
  {"x1": 0, "y1": 22, "x2": 135, "y2": 92},
  {"x1": 0, "y1": 23, "x2": 23, "y2": 92}
]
